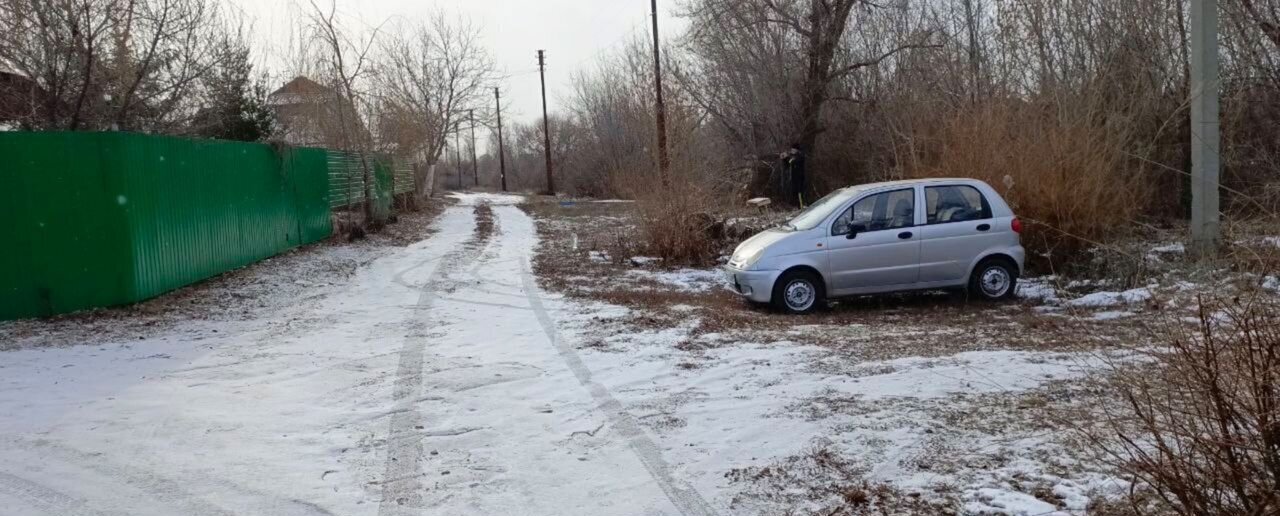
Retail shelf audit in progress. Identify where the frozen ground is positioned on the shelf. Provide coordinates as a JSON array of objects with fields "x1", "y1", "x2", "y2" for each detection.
[
  {"x1": 2, "y1": 194, "x2": 1275, "y2": 515},
  {"x1": 0, "y1": 193, "x2": 705, "y2": 516},
  {"x1": 520, "y1": 200, "x2": 1280, "y2": 515}
]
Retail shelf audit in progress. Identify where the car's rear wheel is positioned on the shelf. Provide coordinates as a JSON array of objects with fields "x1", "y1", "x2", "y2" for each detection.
[
  {"x1": 771, "y1": 270, "x2": 825, "y2": 315},
  {"x1": 968, "y1": 258, "x2": 1018, "y2": 301}
]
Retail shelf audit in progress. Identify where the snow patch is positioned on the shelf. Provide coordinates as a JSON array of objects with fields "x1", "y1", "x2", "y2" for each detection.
[
  {"x1": 625, "y1": 268, "x2": 723, "y2": 293},
  {"x1": 448, "y1": 191, "x2": 524, "y2": 206},
  {"x1": 964, "y1": 488, "x2": 1059, "y2": 516},
  {"x1": 1066, "y1": 288, "x2": 1152, "y2": 308},
  {"x1": 1017, "y1": 277, "x2": 1061, "y2": 304}
]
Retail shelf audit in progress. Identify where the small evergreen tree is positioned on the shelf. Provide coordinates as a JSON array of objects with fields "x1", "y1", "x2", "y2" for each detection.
[{"x1": 197, "y1": 46, "x2": 276, "y2": 142}]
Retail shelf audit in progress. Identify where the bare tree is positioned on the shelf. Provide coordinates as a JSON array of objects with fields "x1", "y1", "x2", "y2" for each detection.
[
  {"x1": 305, "y1": 0, "x2": 381, "y2": 225},
  {"x1": 676, "y1": 0, "x2": 939, "y2": 199},
  {"x1": 373, "y1": 12, "x2": 495, "y2": 192},
  {"x1": 0, "y1": 0, "x2": 236, "y2": 131}
]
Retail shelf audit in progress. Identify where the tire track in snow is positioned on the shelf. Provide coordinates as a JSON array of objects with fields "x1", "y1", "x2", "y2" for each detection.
[
  {"x1": 378, "y1": 203, "x2": 492, "y2": 515},
  {"x1": 520, "y1": 258, "x2": 719, "y2": 516},
  {"x1": 3, "y1": 438, "x2": 237, "y2": 516},
  {"x1": 0, "y1": 471, "x2": 114, "y2": 516},
  {"x1": 8, "y1": 437, "x2": 334, "y2": 516}
]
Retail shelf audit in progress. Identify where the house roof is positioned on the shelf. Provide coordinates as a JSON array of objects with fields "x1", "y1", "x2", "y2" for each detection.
[{"x1": 270, "y1": 76, "x2": 332, "y2": 98}]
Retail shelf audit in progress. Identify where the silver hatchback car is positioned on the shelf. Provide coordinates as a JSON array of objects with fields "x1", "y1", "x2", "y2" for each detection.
[{"x1": 725, "y1": 179, "x2": 1026, "y2": 314}]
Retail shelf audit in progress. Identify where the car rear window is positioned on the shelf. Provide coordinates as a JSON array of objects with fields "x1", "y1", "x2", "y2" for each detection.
[{"x1": 925, "y1": 185, "x2": 992, "y2": 224}]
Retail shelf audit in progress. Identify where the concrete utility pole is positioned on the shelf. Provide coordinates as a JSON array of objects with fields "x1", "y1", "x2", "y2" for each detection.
[
  {"x1": 1190, "y1": 0, "x2": 1221, "y2": 254},
  {"x1": 650, "y1": 0, "x2": 671, "y2": 188},
  {"x1": 470, "y1": 109, "x2": 479, "y2": 187},
  {"x1": 495, "y1": 87, "x2": 508, "y2": 192},
  {"x1": 538, "y1": 50, "x2": 555, "y2": 196}
]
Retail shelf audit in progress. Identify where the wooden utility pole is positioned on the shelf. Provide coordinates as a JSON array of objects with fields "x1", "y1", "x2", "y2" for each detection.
[
  {"x1": 1190, "y1": 0, "x2": 1221, "y2": 255},
  {"x1": 470, "y1": 109, "x2": 479, "y2": 187},
  {"x1": 454, "y1": 125, "x2": 464, "y2": 190},
  {"x1": 538, "y1": 50, "x2": 555, "y2": 196},
  {"x1": 495, "y1": 87, "x2": 508, "y2": 192},
  {"x1": 650, "y1": 0, "x2": 671, "y2": 188}
]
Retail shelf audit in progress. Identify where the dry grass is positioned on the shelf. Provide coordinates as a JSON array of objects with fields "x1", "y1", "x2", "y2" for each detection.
[
  {"x1": 473, "y1": 202, "x2": 494, "y2": 242},
  {"x1": 725, "y1": 443, "x2": 958, "y2": 515},
  {"x1": 522, "y1": 196, "x2": 1152, "y2": 361},
  {"x1": 907, "y1": 104, "x2": 1150, "y2": 270}
]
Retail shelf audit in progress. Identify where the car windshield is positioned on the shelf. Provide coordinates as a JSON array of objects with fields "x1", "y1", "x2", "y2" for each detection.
[{"x1": 784, "y1": 189, "x2": 858, "y2": 231}]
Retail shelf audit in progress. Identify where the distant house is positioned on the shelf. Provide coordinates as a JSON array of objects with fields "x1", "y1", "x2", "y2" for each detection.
[
  {"x1": 267, "y1": 76, "x2": 365, "y2": 149},
  {"x1": 0, "y1": 70, "x2": 52, "y2": 130}
]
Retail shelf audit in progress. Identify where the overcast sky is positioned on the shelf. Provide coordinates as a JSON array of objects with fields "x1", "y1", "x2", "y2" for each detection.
[{"x1": 226, "y1": 0, "x2": 686, "y2": 126}]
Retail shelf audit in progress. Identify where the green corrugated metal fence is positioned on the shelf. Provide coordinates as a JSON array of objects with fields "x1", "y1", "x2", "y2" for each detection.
[
  {"x1": 1, "y1": 132, "x2": 335, "y2": 320},
  {"x1": 326, "y1": 150, "x2": 406, "y2": 224}
]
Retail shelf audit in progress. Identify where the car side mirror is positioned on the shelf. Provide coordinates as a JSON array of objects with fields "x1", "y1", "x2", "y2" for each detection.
[{"x1": 846, "y1": 223, "x2": 867, "y2": 239}]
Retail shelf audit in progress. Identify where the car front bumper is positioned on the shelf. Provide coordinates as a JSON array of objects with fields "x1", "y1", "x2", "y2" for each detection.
[{"x1": 722, "y1": 266, "x2": 780, "y2": 304}]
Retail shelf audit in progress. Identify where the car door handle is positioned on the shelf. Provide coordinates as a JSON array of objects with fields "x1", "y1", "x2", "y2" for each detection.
[
  {"x1": 976, "y1": 224, "x2": 992, "y2": 232},
  {"x1": 898, "y1": 231, "x2": 914, "y2": 240}
]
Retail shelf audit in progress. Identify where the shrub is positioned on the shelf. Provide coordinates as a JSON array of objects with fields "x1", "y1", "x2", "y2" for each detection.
[
  {"x1": 1082, "y1": 294, "x2": 1280, "y2": 516},
  {"x1": 907, "y1": 104, "x2": 1150, "y2": 270},
  {"x1": 633, "y1": 179, "x2": 723, "y2": 265}
]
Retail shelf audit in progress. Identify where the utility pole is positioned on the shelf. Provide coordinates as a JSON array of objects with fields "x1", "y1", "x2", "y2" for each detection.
[
  {"x1": 537, "y1": 50, "x2": 555, "y2": 196},
  {"x1": 650, "y1": 0, "x2": 671, "y2": 188},
  {"x1": 469, "y1": 109, "x2": 479, "y2": 188},
  {"x1": 495, "y1": 87, "x2": 508, "y2": 192},
  {"x1": 1190, "y1": 0, "x2": 1220, "y2": 255},
  {"x1": 454, "y1": 125, "x2": 464, "y2": 190}
]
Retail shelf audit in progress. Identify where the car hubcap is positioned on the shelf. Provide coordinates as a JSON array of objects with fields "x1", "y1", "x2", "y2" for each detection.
[
  {"x1": 785, "y1": 280, "x2": 815, "y2": 311},
  {"x1": 981, "y1": 267, "x2": 1011, "y2": 297}
]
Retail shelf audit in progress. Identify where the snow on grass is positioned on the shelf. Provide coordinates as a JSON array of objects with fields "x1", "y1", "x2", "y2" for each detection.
[
  {"x1": 965, "y1": 488, "x2": 1059, "y2": 516},
  {"x1": 1092, "y1": 310, "x2": 1136, "y2": 321},
  {"x1": 1017, "y1": 277, "x2": 1061, "y2": 304},
  {"x1": 447, "y1": 191, "x2": 524, "y2": 205},
  {"x1": 1065, "y1": 288, "x2": 1153, "y2": 308},
  {"x1": 625, "y1": 268, "x2": 723, "y2": 293},
  {"x1": 826, "y1": 351, "x2": 1097, "y2": 400},
  {"x1": 552, "y1": 294, "x2": 1118, "y2": 513},
  {"x1": 1149, "y1": 243, "x2": 1186, "y2": 254}
]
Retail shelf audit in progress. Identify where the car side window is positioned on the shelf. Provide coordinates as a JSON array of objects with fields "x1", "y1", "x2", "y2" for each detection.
[
  {"x1": 925, "y1": 185, "x2": 992, "y2": 225},
  {"x1": 832, "y1": 189, "x2": 915, "y2": 235}
]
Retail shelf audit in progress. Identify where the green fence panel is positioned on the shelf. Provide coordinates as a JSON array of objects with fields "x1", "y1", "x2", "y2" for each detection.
[
  {"x1": 0, "y1": 133, "x2": 134, "y2": 319},
  {"x1": 326, "y1": 150, "x2": 405, "y2": 220},
  {"x1": 0, "y1": 132, "x2": 333, "y2": 320}
]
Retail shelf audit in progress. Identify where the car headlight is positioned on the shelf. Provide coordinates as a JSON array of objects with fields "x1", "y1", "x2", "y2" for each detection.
[{"x1": 736, "y1": 248, "x2": 766, "y2": 270}]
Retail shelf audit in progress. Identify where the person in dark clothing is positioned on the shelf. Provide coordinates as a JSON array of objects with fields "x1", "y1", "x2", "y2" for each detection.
[{"x1": 782, "y1": 143, "x2": 807, "y2": 207}]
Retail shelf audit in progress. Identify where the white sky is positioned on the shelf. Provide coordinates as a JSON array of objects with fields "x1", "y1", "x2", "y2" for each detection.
[{"x1": 226, "y1": 0, "x2": 685, "y2": 125}]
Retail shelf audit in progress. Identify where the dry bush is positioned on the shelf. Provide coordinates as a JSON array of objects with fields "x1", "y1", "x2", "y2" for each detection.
[
  {"x1": 633, "y1": 179, "x2": 726, "y2": 265},
  {"x1": 1081, "y1": 294, "x2": 1280, "y2": 516},
  {"x1": 907, "y1": 104, "x2": 1150, "y2": 268}
]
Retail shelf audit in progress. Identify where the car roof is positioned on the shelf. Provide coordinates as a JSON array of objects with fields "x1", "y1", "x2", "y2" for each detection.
[{"x1": 838, "y1": 178, "x2": 986, "y2": 193}]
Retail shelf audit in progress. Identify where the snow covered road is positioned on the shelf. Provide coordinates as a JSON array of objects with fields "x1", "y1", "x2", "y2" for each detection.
[{"x1": 0, "y1": 193, "x2": 711, "y2": 516}]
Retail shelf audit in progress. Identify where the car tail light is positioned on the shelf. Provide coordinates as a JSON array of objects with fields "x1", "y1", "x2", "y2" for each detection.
[{"x1": 1011, "y1": 218, "x2": 1023, "y2": 234}]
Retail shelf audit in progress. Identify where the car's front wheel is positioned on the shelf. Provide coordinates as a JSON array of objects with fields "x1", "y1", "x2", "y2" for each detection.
[
  {"x1": 968, "y1": 258, "x2": 1019, "y2": 301},
  {"x1": 771, "y1": 270, "x2": 825, "y2": 315}
]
